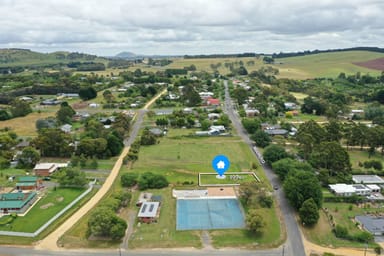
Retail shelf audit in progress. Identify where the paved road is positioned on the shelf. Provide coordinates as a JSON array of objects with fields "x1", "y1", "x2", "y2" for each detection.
[
  {"x1": 223, "y1": 80, "x2": 305, "y2": 256},
  {"x1": 0, "y1": 246, "x2": 285, "y2": 256},
  {"x1": 0, "y1": 87, "x2": 302, "y2": 255}
]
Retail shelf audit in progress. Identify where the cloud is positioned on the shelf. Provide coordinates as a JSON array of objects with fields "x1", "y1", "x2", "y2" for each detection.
[{"x1": 0, "y1": 0, "x2": 383, "y2": 55}]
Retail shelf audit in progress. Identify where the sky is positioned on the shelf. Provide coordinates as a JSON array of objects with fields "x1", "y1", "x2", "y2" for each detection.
[{"x1": 1, "y1": 0, "x2": 383, "y2": 56}]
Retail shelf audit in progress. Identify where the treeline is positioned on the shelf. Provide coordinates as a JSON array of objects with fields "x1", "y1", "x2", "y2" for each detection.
[
  {"x1": 67, "y1": 62, "x2": 106, "y2": 71},
  {"x1": 272, "y1": 47, "x2": 384, "y2": 58},
  {"x1": 0, "y1": 84, "x2": 79, "y2": 104},
  {"x1": 184, "y1": 52, "x2": 257, "y2": 59}
]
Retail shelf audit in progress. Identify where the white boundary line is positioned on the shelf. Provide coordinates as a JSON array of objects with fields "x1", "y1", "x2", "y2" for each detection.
[{"x1": 198, "y1": 172, "x2": 260, "y2": 187}]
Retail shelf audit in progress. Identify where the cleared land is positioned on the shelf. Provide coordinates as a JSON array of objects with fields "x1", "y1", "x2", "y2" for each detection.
[
  {"x1": 354, "y1": 57, "x2": 384, "y2": 70},
  {"x1": 274, "y1": 51, "x2": 384, "y2": 79}
]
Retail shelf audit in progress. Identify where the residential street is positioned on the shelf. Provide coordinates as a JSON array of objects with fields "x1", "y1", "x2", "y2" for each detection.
[{"x1": 223, "y1": 80, "x2": 306, "y2": 256}]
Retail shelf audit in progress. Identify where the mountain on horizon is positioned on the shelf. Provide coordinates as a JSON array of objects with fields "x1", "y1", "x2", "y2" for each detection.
[{"x1": 115, "y1": 51, "x2": 137, "y2": 59}]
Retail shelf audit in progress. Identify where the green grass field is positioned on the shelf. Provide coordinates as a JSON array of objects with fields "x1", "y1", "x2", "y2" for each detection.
[
  {"x1": 0, "y1": 187, "x2": 85, "y2": 232},
  {"x1": 275, "y1": 51, "x2": 384, "y2": 79},
  {"x1": 129, "y1": 187, "x2": 202, "y2": 249},
  {"x1": 303, "y1": 201, "x2": 378, "y2": 248}
]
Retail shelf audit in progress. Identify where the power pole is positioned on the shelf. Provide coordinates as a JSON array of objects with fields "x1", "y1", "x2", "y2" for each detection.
[{"x1": 282, "y1": 245, "x2": 285, "y2": 256}]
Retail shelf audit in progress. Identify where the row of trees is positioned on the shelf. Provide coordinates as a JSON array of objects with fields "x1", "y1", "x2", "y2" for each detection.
[{"x1": 262, "y1": 144, "x2": 322, "y2": 226}]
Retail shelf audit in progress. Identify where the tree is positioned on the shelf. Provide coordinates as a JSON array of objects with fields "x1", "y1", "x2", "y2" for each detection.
[
  {"x1": 241, "y1": 118, "x2": 261, "y2": 134},
  {"x1": 140, "y1": 128, "x2": 157, "y2": 145},
  {"x1": 310, "y1": 141, "x2": 351, "y2": 178},
  {"x1": 262, "y1": 144, "x2": 289, "y2": 165},
  {"x1": 0, "y1": 109, "x2": 10, "y2": 121},
  {"x1": 16, "y1": 146, "x2": 40, "y2": 168},
  {"x1": 121, "y1": 173, "x2": 139, "y2": 187},
  {"x1": 283, "y1": 170, "x2": 322, "y2": 210},
  {"x1": 272, "y1": 158, "x2": 313, "y2": 181},
  {"x1": 299, "y1": 198, "x2": 319, "y2": 226},
  {"x1": 56, "y1": 104, "x2": 75, "y2": 124},
  {"x1": 233, "y1": 87, "x2": 248, "y2": 105},
  {"x1": 324, "y1": 120, "x2": 343, "y2": 142},
  {"x1": 55, "y1": 168, "x2": 87, "y2": 187},
  {"x1": 88, "y1": 207, "x2": 127, "y2": 240},
  {"x1": 251, "y1": 130, "x2": 271, "y2": 148},
  {"x1": 246, "y1": 209, "x2": 265, "y2": 234},
  {"x1": 106, "y1": 134, "x2": 124, "y2": 157},
  {"x1": 32, "y1": 128, "x2": 73, "y2": 157},
  {"x1": 10, "y1": 99, "x2": 32, "y2": 118},
  {"x1": 181, "y1": 84, "x2": 201, "y2": 107},
  {"x1": 79, "y1": 86, "x2": 97, "y2": 100},
  {"x1": 138, "y1": 172, "x2": 169, "y2": 190}
]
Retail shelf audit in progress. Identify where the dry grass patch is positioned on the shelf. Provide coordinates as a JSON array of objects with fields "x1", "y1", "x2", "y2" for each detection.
[{"x1": 0, "y1": 111, "x2": 54, "y2": 137}]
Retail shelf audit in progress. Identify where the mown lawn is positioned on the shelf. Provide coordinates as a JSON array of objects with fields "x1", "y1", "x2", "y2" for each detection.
[
  {"x1": 129, "y1": 187, "x2": 202, "y2": 248},
  {"x1": 0, "y1": 187, "x2": 85, "y2": 232},
  {"x1": 128, "y1": 129, "x2": 262, "y2": 178},
  {"x1": 302, "y1": 201, "x2": 379, "y2": 248}
]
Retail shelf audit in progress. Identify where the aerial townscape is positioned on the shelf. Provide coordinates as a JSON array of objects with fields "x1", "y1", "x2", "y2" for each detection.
[{"x1": 1, "y1": 1, "x2": 384, "y2": 256}]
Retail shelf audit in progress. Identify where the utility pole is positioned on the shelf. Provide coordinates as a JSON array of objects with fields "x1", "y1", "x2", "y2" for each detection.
[{"x1": 282, "y1": 245, "x2": 285, "y2": 256}]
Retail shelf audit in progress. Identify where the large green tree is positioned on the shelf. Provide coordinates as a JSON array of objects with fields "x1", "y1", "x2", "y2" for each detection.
[
  {"x1": 310, "y1": 141, "x2": 351, "y2": 178},
  {"x1": 251, "y1": 130, "x2": 271, "y2": 148},
  {"x1": 55, "y1": 168, "x2": 87, "y2": 187},
  {"x1": 246, "y1": 209, "x2": 265, "y2": 234},
  {"x1": 10, "y1": 99, "x2": 32, "y2": 118},
  {"x1": 299, "y1": 198, "x2": 320, "y2": 226},
  {"x1": 88, "y1": 207, "x2": 127, "y2": 240},
  {"x1": 262, "y1": 144, "x2": 289, "y2": 165},
  {"x1": 283, "y1": 170, "x2": 322, "y2": 210},
  {"x1": 16, "y1": 146, "x2": 40, "y2": 168},
  {"x1": 272, "y1": 158, "x2": 313, "y2": 181},
  {"x1": 79, "y1": 86, "x2": 97, "y2": 100},
  {"x1": 56, "y1": 103, "x2": 76, "y2": 124},
  {"x1": 32, "y1": 128, "x2": 73, "y2": 157}
]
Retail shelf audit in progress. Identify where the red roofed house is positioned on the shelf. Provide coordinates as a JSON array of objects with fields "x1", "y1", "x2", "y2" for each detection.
[{"x1": 207, "y1": 98, "x2": 220, "y2": 106}]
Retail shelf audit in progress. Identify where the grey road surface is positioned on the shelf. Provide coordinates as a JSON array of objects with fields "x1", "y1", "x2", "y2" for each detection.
[{"x1": 223, "y1": 80, "x2": 305, "y2": 256}]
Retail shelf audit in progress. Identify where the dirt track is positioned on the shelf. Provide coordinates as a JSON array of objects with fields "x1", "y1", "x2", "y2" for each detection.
[{"x1": 35, "y1": 90, "x2": 166, "y2": 250}]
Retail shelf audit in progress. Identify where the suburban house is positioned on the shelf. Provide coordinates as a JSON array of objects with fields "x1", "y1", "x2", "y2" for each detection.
[
  {"x1": 137, "y1": 201, "x2": 161, "y2": 224},
  {"x1": 284, "y1": 102, "x2": 298, "y2": 110},
  {"x1": 352, "y1": 175, "x2": 384, "y2": 185},
  {"x1": 329, "y1": 183, "x2": 381, "y2": 197},
  {"x1": 33, "y1": 163, "x2": 68, "y2": 176},
  {"x1": 60, "y1": 124, "x2": 72, "y2": 133},
  {"x1": 207, "y1": 98, "x2": 220, "y2": 107},
  {"x1": 208, "y1": 113, "x2": 221, "y2": 120},
  {"x1": 16, "y1": 176, "x2": 41, "y2": 190},
  {"x1": 0, "y1": 192, "x2": 37, "y2": 214}
]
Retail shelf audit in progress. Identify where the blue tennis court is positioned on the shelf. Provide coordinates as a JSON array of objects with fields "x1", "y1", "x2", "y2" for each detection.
[{"x1": 176, "y1": 198, "x2": 245, "y2": 230}]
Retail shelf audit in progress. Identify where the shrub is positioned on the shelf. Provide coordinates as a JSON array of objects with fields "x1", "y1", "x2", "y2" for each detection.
[
  {"x1": 121, "y1": 173, "x2": 139, "y2": 187},
  {"x1": 333, "y1": 225, "x2": 349, "y2": 239}
]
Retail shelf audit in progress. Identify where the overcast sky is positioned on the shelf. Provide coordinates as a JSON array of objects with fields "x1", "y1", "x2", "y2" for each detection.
[{"x1": 1, "y1": 0, "x2": 383, "y2": 56}]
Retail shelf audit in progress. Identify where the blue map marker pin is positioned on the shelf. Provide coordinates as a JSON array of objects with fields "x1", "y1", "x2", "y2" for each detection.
[{"x1": 212, "y1": 155, "x2": 230, "y2": 179}]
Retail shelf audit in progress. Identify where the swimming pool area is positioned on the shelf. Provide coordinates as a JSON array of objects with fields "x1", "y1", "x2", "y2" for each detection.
[{"x1": 176, "y1": 198, "x2": 245, "y2": 230}]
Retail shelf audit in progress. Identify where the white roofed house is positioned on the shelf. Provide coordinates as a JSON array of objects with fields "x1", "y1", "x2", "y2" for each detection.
[
  {"x1": 138, "y1": 202, "x2": 160, "y2": 224},
  {"x1": 60, "y1": 124, "x2": 72, "y2": 133}
]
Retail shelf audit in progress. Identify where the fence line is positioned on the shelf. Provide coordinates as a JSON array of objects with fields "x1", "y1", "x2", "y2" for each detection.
[{"x1": 0, "y1": 180, "x2": 95, "y2": 237}]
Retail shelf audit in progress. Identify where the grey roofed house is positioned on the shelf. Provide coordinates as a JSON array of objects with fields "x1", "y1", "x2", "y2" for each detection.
[
  {"x1": 60, "y1": 124, "x2": 72, "y2": 133},
  {"x1": 264, "y1": 129, "x2": 288, "y2": 136},
  {"x1": 352, "y1": 175, "x2": 384, "y2": 184},
  {"x1": 355, "y1": 215, "x2": 384, "y2": 235},
  {"x1": 149, "y1": 128, "x2": 163, "y2": 136}
]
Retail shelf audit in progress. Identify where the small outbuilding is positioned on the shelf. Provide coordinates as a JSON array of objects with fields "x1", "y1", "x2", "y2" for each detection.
[{"x1": 138, "y1": 202, "x2": 160, "y2": 224}]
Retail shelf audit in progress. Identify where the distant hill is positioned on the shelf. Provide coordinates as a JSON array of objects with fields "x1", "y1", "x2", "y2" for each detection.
[
  {"x1": 0, "y1": 48, "x2": 108, "y2": 67},
  {"x1": 272, "y1": 47, "x2": 384, "y2": 59},
  {"x1": 115, "y1": 51, "x2": 137, "y2": 59}
]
